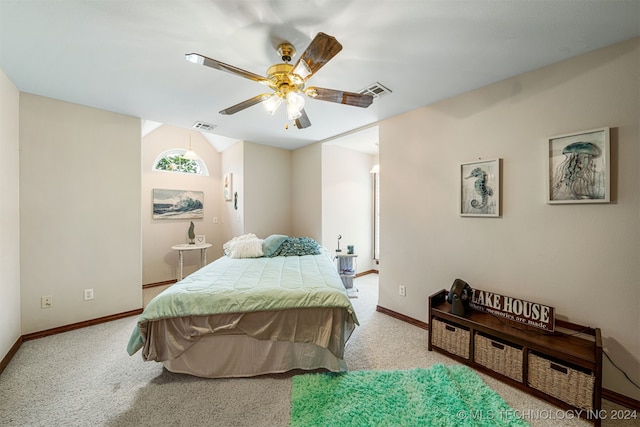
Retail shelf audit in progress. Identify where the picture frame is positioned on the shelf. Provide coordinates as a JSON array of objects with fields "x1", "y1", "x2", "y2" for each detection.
[
  {"x1": 152, "y1": 189, "x2": 204, "y2": 219},
  {"x1": 195, "y1": 235, "x2": 206, "y2": 244},
  {"x1": 460, "y1": 159, "x2": 501, "y2": 217},
  {"x1": 224, "y1": 173, "x2": 233, "y2": 201},
  {"x1": 547, "y1": 127, "x2": 610, "y2": 204}
]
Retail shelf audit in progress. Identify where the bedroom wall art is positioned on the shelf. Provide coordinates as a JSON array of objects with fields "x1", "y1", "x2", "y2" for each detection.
[
  {"x1": 224, "y1": 172, "x2": 233, "y2": 201},
  {"x1": 547, "y1": 127, "x2": 610, "y2": 204},
  {"x1": 152, "y1": 188, "x2": 204, "y2": 219},
  {"x1": 188, "y1": 221, "x2": 195, "y2": 244},
  {"x1": 460, "y1": 159, "x2": 501, "y2": 217}
]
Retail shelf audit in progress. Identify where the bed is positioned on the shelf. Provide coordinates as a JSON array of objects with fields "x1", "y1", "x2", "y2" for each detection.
[{"x1": 127, "y1": 235, "x2": 358, "y2": 378}]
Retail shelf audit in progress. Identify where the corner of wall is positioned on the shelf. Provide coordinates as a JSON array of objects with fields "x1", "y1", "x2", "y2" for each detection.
[{"x1": 0, "y1": 68, "x2": 22, "y2": 361}]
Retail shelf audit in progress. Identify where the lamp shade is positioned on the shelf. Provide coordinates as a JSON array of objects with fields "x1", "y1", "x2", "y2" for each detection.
[
  {"x1": 263, "y1": 94, "x2": 283, "y2": 115},
  {"x1": 286, "y1": 91, "x2": 305, "y2": 120},
  {"x1": 292, "y1": 60, "x2": 312, "y2": 81},
  {"x1": 183, "y1": 150, "x2": 199, "y2": 160},
  {"x1": 183, "y1": 134, "x2": 199, "y2": 160}
]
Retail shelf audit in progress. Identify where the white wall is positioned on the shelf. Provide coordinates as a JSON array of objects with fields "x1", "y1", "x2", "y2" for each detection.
[
  {"x1": 244, "y1": 142, "x2": 292, "y2": 238},
  {"x1": 19, "y1": 94, "x2": 142, "y2": 334},
  {"x1": 379, "y1": 38, "x2": 639, "y2": 398},
  {"x1": 0, "y1": 69, "x2": 21, "y2": 361},
  {"x1": 142, "y1": 125, "x2": 223, "y2": 284},
  {"x1": 291, "y1": 143, "x2": 322, "y2": 241},
  {"x1": 322, "y1": 144, "x2": 375, "y2": 272}
]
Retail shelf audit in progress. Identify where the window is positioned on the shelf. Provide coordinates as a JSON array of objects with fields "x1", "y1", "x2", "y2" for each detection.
[{"x1": 153, "y1": 149, "x2": 209, "y2": 175}]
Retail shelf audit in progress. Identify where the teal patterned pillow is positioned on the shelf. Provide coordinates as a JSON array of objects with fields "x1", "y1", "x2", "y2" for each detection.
[
  {"x1": 273, "y1": 237, "x2": 322, "y2": 257},
  {"x1": 262, "y1": 234, "x2": 289, "y2": 257}
]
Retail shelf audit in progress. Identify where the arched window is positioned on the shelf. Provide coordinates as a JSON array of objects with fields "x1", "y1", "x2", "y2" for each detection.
[{"x1": 153, "y1": 149, "x2": 209, "y2": 176}]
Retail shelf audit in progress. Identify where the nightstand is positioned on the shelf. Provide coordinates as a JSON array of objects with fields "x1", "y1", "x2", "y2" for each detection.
[
  {"x1": 335, "y1": 253, "x2": 357, "y2": 296},
  {"x1": 171, "y1": 243, "x2": 212, "y2": 280}
]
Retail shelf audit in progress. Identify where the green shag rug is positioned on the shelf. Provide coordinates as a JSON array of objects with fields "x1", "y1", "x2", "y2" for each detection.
[{"x1": 290, "y1": 364, "x2": 529, "y2": 427}]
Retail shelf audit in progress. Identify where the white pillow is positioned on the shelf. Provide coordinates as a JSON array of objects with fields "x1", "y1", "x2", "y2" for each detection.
[
  {"x1": 223, "y1": 233, "x2": 256, "y2": 255},
  {"x1": 223, "y1": 233, "x2": 264, "y2": 258},
  {"x1": 229, "y1": 238, "x2": 264, "y2": 259}
]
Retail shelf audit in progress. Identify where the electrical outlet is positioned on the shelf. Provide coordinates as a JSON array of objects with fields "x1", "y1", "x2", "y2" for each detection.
[
  {"x1": 399, "y1": 285, "x2": 406, "y2": 296},
  {"x1": 41, "y1": 296, "x2": 53, "y2": 309},
  {"x1": 213, "y1": 217, "x2": 218, "y2": 224},
  {"x1": 84, "y1": 289, "x2": 94, "y2": 301}
]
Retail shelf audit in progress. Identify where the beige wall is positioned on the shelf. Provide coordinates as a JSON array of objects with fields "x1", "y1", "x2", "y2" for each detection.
[
  {"x1": 0, "y1": 69, "x2": 21, "y2": 360},
  {"x1": 19, "y1": 94, "x2": 142, "y2": 334},
  {"x1": 141, "y1": 125, "x2": 223, "y2": 284},
  {"x1": 244, "y1": 142, "x2": 292, "y2": 238},
  {"x1": 322, "y1": 144, "x2": 376, "y2": 272},
  {"x1": 378, "y1": 38, "x2": 639, "y2": 398},
  {"x1": 291, "y1": 143, "x2": 323, "y2": 241}
]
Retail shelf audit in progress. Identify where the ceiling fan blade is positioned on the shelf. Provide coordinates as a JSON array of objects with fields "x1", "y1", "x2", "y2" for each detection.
[
  {"x1": 219, "y1": 94, "x2": 268, "y2": 115},
  {"x1": 186, "y1": 53, "x2": 270, "y2": 85},
  {"x1": 295, "y1": 109, "x2": 311, "y2": 129},
  {"x1": 291, "y1": 33, "x2": 342, "y2": 81},
  {"x1": 306, "y1": 87, "x2": 374, "y2": 108}
]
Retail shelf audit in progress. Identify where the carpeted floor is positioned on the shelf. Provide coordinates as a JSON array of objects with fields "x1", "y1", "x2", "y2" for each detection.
[{"x1": 0, "y1": 275, "x2": 634, "y2": 426}]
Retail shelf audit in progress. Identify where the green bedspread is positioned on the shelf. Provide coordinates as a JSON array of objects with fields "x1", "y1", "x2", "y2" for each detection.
[{"x1": 127, "y1": 252, "x2": 358, "y2": 355}]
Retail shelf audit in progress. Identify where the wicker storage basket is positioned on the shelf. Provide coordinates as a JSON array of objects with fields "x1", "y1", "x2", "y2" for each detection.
[
  {"x1": 431, "y1": 318, "x2": 470, "y2": 359},
  {"x1": 528, "y1": 353, "x2": 595, "y2": 410},
  {"x1": 474, "y1": 333, "x2": 523, "y2": 382}
]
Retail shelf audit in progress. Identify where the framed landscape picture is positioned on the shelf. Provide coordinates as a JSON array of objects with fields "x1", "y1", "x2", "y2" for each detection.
[
  {"x1": 460, "y1": 159, "x2": 501, "y2": 217},
  {"x1": 547, "y1": 127, "x2": 610, "y2": 204},
  {"x1": 153, "y1": 189, "x2": 204, "y2": 219}
]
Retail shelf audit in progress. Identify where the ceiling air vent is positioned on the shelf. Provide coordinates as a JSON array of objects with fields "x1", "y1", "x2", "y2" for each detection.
[
  {"x1": 358, "y1": 82, "x2": 392, "y2": 99},
  {"x1": 192, "y1": 121, "x2": 217, "y2": 132}
]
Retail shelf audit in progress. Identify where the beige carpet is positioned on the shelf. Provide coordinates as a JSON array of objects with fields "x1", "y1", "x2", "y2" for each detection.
[{"x1": 0, "y1": 275, "x2": 633, "y2": 426}]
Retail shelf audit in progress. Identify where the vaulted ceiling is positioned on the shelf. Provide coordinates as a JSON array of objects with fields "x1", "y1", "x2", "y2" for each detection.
[{"x1": 1, "y1": 0, "x2": 638, "y2": 151}]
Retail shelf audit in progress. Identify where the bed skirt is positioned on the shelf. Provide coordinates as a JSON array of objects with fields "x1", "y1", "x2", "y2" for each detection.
[{"x1": 162, "y1": 334, "x2": 348, "y2": 378}]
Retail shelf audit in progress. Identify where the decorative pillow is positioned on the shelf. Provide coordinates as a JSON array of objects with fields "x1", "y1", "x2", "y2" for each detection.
[
  {"x1": 229, "y1": 238, "x2": 264, "y2": 259},
  {"x1": 262, "y1": 234, "x2": 289, "y2": 257},
  {"x1": 224, "y1": 233, "x2": 264, "y2": 258},
  {"x1": 272, "y1": 237, "x2": 322, "y2": 257},
  {"x1": 223, "y1": 234, "x2": 250, "y2": 256}
]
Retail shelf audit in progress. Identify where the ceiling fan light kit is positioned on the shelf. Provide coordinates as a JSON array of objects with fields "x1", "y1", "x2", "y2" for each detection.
[
  {"x1": 263, "y1": 94, "x2": 283, "y2": 115},
  {"x1": 285, "y1": 91, "x2": 305, "y2": 120},
  {"x1": 185, "y1": 32, "x2": 374, "y2": 129}
]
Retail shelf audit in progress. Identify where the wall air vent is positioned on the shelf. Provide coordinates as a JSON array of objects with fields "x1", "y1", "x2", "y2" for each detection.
[
  {"x1": 192, "y1": 121, "x2": 218, "y2": 132},
  {"x1": 358, "y1": 82, "x2": 392, "y2": 98}
]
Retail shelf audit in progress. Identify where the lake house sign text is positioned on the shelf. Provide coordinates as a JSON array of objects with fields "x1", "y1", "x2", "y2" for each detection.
[{"x1": 469, "y1": 289, "x2": 555, "y2": 332}]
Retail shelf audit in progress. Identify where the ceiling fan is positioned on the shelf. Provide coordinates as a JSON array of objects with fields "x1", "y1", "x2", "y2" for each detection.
[{"x1": 185, "y1": 32, "x2": 374, "y2": 129}]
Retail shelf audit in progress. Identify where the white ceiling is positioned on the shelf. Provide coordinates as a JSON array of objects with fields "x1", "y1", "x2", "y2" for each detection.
[{"x1": 1, "y1": 0, "x2": 638, "y2": 152}]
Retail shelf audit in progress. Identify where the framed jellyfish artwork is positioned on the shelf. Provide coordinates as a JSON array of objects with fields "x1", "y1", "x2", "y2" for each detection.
[
  {"x1": 460, "y1": 158, "x2": 501, "y2": 217},
  {"x1": 547, "y1": 127, "x2": 610, "y2": 204}
]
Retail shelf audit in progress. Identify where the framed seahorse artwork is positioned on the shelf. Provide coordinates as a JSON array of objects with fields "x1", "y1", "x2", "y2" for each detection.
[
  {"x1": 460, "y1": 159, "x2": 501, "y2": 217},
  {"x1": 546, "y1": 127, "x2": 610, "y2": 204}
]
